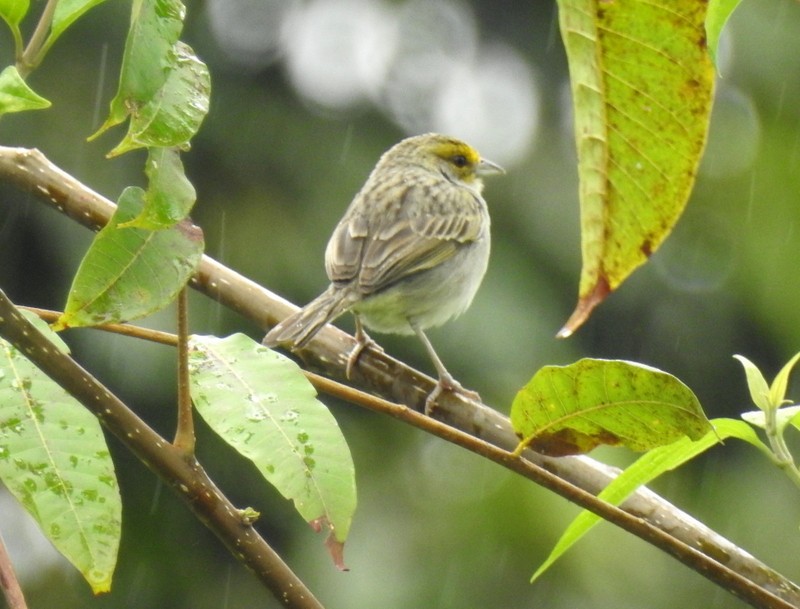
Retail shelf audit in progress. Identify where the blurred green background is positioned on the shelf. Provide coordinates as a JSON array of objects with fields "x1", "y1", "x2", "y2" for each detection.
[{"x1": 1, "y1": 0, "x2": 800, "y2": 607}]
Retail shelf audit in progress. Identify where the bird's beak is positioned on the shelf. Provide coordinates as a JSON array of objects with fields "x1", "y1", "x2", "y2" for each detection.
[{"x1": 477, "y1": 158, "x2": 505, "y2": 175}]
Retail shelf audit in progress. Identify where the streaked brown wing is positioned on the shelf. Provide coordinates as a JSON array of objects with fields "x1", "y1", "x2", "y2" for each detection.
[
  {"x1": 325, "y1": 182, "x2": 485, "y2": 295},
  {"x1": 325, "y1": 211, "x2": 367, "y2": 284}
]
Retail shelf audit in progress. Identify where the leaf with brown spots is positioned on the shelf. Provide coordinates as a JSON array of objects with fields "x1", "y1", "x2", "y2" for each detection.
[
  {"x1": 556, "y1": 0, "x2": 715, "y2": 336},
  {"x1": 511, "y1": 359, "x2": 712, "y2": 456}
]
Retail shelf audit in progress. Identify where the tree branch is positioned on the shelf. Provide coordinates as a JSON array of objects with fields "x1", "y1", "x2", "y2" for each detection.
[{"x1": 1, "y1": 146, "x2": 798, "y2": 609}]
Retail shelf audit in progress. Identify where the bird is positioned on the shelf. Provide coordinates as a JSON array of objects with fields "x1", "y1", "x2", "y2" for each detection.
[{"x1": 263, "y1": 133, "x2": 503, "y2": 413}]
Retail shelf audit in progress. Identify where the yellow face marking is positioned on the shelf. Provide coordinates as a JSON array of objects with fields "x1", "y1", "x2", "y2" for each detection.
[{"x1": 427, "y1": 139, "x2": 482, "y2": 181}]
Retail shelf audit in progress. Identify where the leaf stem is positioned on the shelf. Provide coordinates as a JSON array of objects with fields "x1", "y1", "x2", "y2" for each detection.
[
  {"x1": 173, "y1": 287, "x2": 195, "y2": 455},
  {"x1": 0, "y1": 532, "x2": 28, "y2": 609},
  {"x1": 18, "y1": 0, "x2": 59, "y2": 78}
]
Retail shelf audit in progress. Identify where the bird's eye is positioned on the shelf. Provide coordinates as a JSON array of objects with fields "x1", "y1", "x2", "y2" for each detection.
[{"x1": 451, "y1": 155, "x2": 468, "y2": 168}]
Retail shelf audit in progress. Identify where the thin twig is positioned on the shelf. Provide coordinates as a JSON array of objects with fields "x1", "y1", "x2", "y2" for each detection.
[
  {"x1": 21, "y1": 307, "x2": 178, "y2": 346},
  {"x1": 0, "y1": 532, "x2": 28, "y2": 609},
  {"x1": 174, "y1": 288, "x2": 195, "y2": 454}
]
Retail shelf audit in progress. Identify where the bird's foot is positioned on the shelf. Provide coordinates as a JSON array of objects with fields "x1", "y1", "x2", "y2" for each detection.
[
  {"x1": 345, "y1": 329, "x2": 383, "y2": 380},
  {"x1": 424, "y1": 373, "x2": 481, "y2": 416}
]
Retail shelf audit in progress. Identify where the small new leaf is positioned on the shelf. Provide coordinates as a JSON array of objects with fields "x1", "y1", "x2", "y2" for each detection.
[
  {"x1": 742, "y1": 406, "x2": 800, "y2": 435},
  {"x1": 0, "y1": 66, "x2": 51, "y2": 117},
  {"x1": 791, "y1": 409, "x2": 800, "y2": 432},
  {"x1": 733, "y1": 354, "x2": 772, "y2": 412},
  {"x1": 768, "y1": 351, "x2": 800, "y2": 409},
  {"x1": 511, "y1": 359, "x2": 711, "y2": 456}
]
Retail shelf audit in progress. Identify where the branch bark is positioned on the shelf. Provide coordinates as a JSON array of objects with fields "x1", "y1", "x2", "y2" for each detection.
[{"x1": 1, "y1": 146, "x2": 798, "y2": 609}]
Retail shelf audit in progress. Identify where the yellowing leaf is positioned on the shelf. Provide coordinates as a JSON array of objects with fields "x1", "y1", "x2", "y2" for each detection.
[
  {"x1": 557, "y1": 0, "x2": 715, "y2": 336},
  {"x1": 511, "y1": 359, "x2": 712, "y2": 456}
]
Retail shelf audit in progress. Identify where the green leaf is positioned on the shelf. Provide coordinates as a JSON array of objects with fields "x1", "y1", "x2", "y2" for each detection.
[
  {"x1": 768, "y1": 351, "x2": 800, "y2": 409},
  {"x1": 556, "y1": 0, "x2": 715, "y2": 336},
  {"x1": 49, "y1": 0, "x2": 109, "y2": 49},
  {"x1": 791, "y1": 409, "x2": 800, "y2": 432},
  {"x1": 0, "y1": 0, "x2": 29, "y2": 28},
  {"x1": 0, "y1": 66, "x2": 51, "y2": 116},
  {"x1": 90, "y1": 0, "x2": 209, "y2": 155},
  {"x1": 54, "y1": 188, "x2": 204, "y2": 329},
  {"x1": 91, "y1": 0, "x2": 184, "y2": 136},
  {"x1": 511, "y1": 359, "x2": 712, "y2": 456},
  {"x1": 733, "y1": 354, "x2": 771, "y2": 411},
  {"x1": 742, "y1": 406, "x2": 800, "y2": 435},
  {"x1": 189, "y1": 334, "x2": 356, "y2": 564},
  {"x1": 119, "y1": 147, "x2": 196, "y2": 229},
  {"x1": 532, "y1": 418, "x2": 766, "y2": 582},
  {"x1": 0, "y1": 332, "x2": 121, "y2": 593},
  {"x1": 706, "y1": 0, "x2": 742, "y2": 64},
  {"x1": 106, "y1": 41, "x2": 210, "y2": 157}
]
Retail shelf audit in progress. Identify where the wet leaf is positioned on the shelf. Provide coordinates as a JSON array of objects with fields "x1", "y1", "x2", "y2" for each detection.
[
  {"x1": 90, "y1": 0, "x2": 210, "y2": 155},
  {"x1": 0, "y1": 0, "x2": 28, "y2": 28},
  {"x1": 0, "y1": 331, "x2": 120, "y2": 593},
  {"x1": 531, "y1": 418, "x2": 763, "y2": 582},
  {"x1": 54, "y1": 188, "x2": 204, "y2": 329},
  {"x1": 511, "y1": 359, "x2": 711, "y2": 456},
  {"x1": 556, "y1": 0, "x2": 715, "y2": 336},
  {"x1": 106, "y1": 42, "x2": 210, "y2": 156},
  {"x1": 189, "y1": 334, "x2": 356, "y2": 553},
  {"x1": 0, "y1": 66, "x2": 51, "y2": 116},
  {"x1": 49, "y1": 0, "x2": 109, "y2": 48},
  {"x1": 119, "y1": 147, "x2": 196, "y2": 229},
  {"x1": 91, "y1": 0, "x2": 185, "y2": 138}
]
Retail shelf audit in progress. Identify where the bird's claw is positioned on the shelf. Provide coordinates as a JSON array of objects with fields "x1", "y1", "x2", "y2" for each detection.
[{"x1": 424, "y1": 374, "x2": 481, "y2": 416}]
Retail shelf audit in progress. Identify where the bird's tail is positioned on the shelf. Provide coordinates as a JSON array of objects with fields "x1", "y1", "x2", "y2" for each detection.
[{"x1": 263, "y1": 286, "x2": 352, "y2": 349}]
